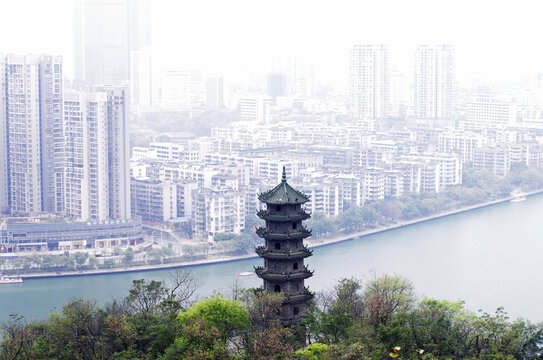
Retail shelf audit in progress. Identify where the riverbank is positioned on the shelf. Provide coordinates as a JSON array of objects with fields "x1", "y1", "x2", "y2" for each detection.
[{"x1": 17, "y1": 189, "x2": 542, "y2": 279}]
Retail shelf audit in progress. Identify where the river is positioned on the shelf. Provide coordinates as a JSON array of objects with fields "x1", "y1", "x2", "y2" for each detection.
[{"x1": 2, "y1": 194, "x2": 543, "y2": 323}]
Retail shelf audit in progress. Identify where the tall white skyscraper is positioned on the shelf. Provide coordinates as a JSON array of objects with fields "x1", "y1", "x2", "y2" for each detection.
[
  {"x1": 101, "y1": 86, "x2": 131, "y2": 220},
  {"x1": 130, "y1": 48, "x2": 153, "y2": 110},
  {"x1": 0, "y1": 54, "x2": 63, "y2": 216},
  {"x1": 414, "y1": 45, "x2": 455, "y2": 120},
  {"x1": 63, "y1": 91, "x2": 110, "y2": 221},
  {"x1": 349, "y1": 44, "x2": 390, "y2": 119},
  {"x1": 74, "y1": 0, "x2": 151, "y2": 85},
  {"x1": 0, "y1": 60, "x2": 8, "y2": 214}
]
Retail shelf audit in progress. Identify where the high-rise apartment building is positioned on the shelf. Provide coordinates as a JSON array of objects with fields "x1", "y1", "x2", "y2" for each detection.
[
  {"x1": 63, "y1": 90, "x2": 109, "y2": 221},
  {"x1": 0, "y1": 54, "x2": 63, "y2": 216},
  {"x1": 349, "y1": 44, "x2": 390, "y2": 119},
  {"x1": 74, "y1": 0, "x2": 151, "y2": 85},
  {"x1": 414, "y1": 45, "x2": 455, "y2": 120},
  {"x1": 130, "y1": 48, "x2": 153, "y2": 110},
  {"x1": 101, "y1": 86, "x2": 131, "y2": 220},
  {"x1": 0, "y1": 60, "x2": 8, "y2": 214}
]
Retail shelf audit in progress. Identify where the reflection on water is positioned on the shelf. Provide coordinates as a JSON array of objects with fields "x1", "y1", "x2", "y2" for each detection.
[{"x1": 1, "y1": 195, "x2": 543, "y2": 322}]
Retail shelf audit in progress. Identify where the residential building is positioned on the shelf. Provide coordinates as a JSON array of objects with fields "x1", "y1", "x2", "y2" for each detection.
[
  {"x1": 349, "y1": 44, "x2": 390, "y2": 119},
  {"x1": 473, "y1": 146, "x2": 511, "y2": 177},
  {"x1": 414, "y1": 45, "x2": 455, "y2": 120},
  {"x1": 63, "y1": 90, "x2": 109, "y2": 221},
  {"x1": 192, "y1": 187, "x2": 246, "y2": 240},
  {"x1": 1, "y1": 54, "x2": 63, "y2": 216},
  {"x1": 131, "y1": 179, "x2": 177, "y2": 222}
]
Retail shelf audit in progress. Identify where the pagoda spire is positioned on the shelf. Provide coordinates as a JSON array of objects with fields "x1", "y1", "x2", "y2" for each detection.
[{"x1": 281, "y1": 166, "x2": 287, "y2": 183}]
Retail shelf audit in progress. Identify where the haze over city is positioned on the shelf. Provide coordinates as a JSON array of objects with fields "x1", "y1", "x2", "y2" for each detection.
[
  {"x1": 2, "y1": 1, "x2": 543, "y2": 358},
  {"x1": 2, "y1": 0, "x2": 543, "y2": 84}
]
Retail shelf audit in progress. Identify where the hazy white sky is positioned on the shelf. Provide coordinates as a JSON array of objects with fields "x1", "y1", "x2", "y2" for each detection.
[{"x1": 1, "y1": 0, "x2": 542, "y2": 85}]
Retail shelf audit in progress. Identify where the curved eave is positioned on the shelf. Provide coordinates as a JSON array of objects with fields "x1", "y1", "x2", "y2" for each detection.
[
  {"x1": 254, "y1": 268, "x2": 314, "y2": 283},
  {"x1": 285, "y1": 292, "x2": 314, "y2": 303},
  {"x1": 255, "y1": 248, "x2": 313, "y2": 260},
  {"x1": 255, "y1": 227, "x2": 312, "y2": 241},
  {"x1": 256, "y1": 210, "x2": 311, "y2": 222}
]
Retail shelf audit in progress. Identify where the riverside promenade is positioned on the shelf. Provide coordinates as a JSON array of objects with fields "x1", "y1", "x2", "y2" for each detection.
[{"x1": 19, "y1": 190, "x2": 540, "y2": 279}]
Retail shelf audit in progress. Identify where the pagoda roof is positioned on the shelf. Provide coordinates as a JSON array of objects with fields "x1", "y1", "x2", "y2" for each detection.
[{"x1": 258, "y1": 167, "x2": 309, "y2": 205}]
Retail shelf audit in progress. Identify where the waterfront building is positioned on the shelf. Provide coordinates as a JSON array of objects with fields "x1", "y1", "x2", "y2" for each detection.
[
  {"x1": 0, "y1": 54, "x2": 63, "y2": 216},
  {"x1": 384, "y1": 170, "x2": 404, "y2": 198},
  {"x1": 97, "y1": 86, "x2": 131, "y2": 220},
  {"x1": 473, "y1": 146, "x2": 511, "y2": 177},
  {"x1": 349, "y1": 44, "x2": 390, "y2": 119},
  {"x1": 0, "y1": 59, "x2": 8, "y2": 214},
  {"x1": 0, "y1": 216, "x2": 142, "y2": 252},
  {"x1": 63, "y1": 90, "x2": 109, "y2": 221},
  {"x1": 255, "y1": 168, "x2": 314, "y2": 322},
  {"x1": 414, "y1": 45, "x2": 455, "y2": 120},
  {"x1": 191, "y1": 187, "x2": 246, "y2": 240},
  {"x1": 175, "y1": 179, "x2": 199, "y2": 218},
  {"x1": 363, "y1": 168, "x2": 385, "y2": 201},
  {"x1": 131, "y1": 179, "x2": 177, "y2": 222}
]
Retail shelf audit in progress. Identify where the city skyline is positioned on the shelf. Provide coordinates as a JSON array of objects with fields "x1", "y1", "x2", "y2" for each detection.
[{"x1": 1, "y1": 1, "x2": 543, "y2": 85}]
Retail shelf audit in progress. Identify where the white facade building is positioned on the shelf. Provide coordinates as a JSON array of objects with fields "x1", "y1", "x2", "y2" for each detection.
[
  {"x1": 349, "y1": 44, "x2": 390, "y2": 119},
  {"x1": 192, "y1": 187, "x2": 245, "y2": 240},
  {"x1": 414, "y1": 45, "x2": 455, "y2": 120},
  {"x1": 1, "y1": 55, "x2": 63, "y2": 215},
  {"x1": 462, "y1": 94, "x2": 517, "y2": 130},
  {"x1": 238, "y1": 96, "x2": 272, "y2": 123},
  {"x1": 63, "y1": 91, "x2": 109, "y2": 221}
]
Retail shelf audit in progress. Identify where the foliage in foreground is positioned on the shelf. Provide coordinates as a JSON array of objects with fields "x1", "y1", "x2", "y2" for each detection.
[{"x1": 1, "y1": 272, "x2": 543, "y2": 360}]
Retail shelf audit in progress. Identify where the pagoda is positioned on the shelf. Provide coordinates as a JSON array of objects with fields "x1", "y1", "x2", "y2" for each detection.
[{"x1": 255, "y1": 167, "x2": 314, "y2": 321}]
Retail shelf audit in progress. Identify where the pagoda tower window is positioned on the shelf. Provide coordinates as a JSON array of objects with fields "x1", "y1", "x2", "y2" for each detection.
[
  {"x1": 293, "y1": 307, "x2": 299, "y2": 315},
  {"x1": 275, "y1": 242, "x2": 281, "y2": 250},
  {"x1": 276, "y1": 205, "x2": 281, "y2": 212},
  {"x1": 293, "y1": 262, "x2": 298, "y2": 270},
  {"x1": 274, "y1": 285, "x2": 281, "y2": 292},
  {"x1": 292, "y1": 222, "x2": 297, "y2": 230}
]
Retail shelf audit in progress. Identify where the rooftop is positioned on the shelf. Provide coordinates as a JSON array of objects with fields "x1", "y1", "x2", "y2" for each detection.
[{"x1": 258, "y1": 167, "x2": 309, "y2": 205}]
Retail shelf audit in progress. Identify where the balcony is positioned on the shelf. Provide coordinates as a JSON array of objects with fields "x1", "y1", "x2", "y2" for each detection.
[
  {"x1": 255, "y1": 227, "x2": 312, "y2": 241},
  {"x1": 256, "y1": 209, "x2": 311, "y2": 222},
  {"x1": 254, "y1": 266, "x2": 314, "y2": 283},
  {"x1": 255, "y1": 245, "x2": 313, "y2": 260}
]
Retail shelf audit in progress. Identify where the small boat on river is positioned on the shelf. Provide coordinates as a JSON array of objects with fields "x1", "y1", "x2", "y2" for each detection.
[
  {"x1": 0, "y1": 275, "x2": 23, "y2": 284},
  {"x1": 511, "y1": 195, "x2": 526, "y2": 203},
  {"x1": 238, "y1": 271, "x2": 254, "y2": 277}
]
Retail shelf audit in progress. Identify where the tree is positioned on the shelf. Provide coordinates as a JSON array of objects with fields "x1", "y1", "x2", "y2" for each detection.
[
  {"x1": 123, "y1": 248, "x2": 134, "y2": 267},
  {"x1": 74, "y1": 252, "x2": 88, "y2": 268},
  {"x1": 161, "y1": 318, "x2": 229, "y2": 360},
  {"x1": 125, "y1": 279, "x2": 168, "y2": 317},
  {"x1": 244, "y1": 322, "x2": 295, "y2": 360},
  {"x1": 103, "y1": 258, "x2": 116, "y2": 268},
  {"x1": 364, "y1": 273, "x2": 415, "y2": 326},
  {"x1": 178, "y1": 296, "x2": 250, "y2": 343},
  {"x1": 166, "y1": 268, "x2": 201, "y2": 308},
  {"x1": 0, "y1": 315, "x2": 37, "y2": 360}
]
